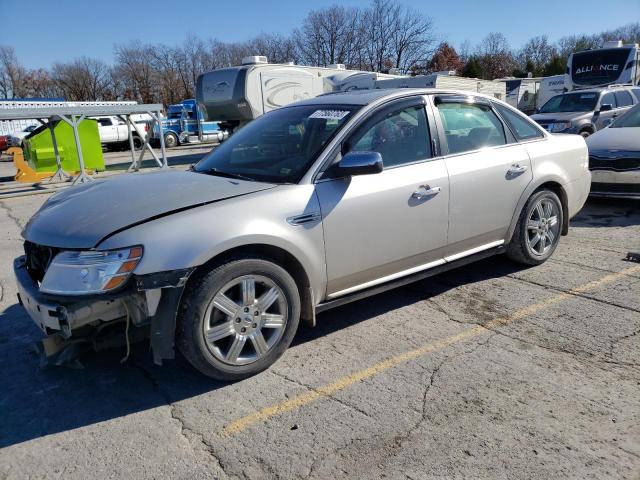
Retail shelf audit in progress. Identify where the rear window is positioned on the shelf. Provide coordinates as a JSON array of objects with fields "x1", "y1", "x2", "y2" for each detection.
[
  {"x1": 494, "y1": 104, "x2": 544, "y2": 141},
  {"x1": 614, "y1": 91, "x2": 634, "y2": 107}
]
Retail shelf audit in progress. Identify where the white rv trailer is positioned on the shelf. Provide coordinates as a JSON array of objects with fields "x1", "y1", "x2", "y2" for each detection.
[
  {"x1": 495, "y1": 77, "x2": 541, "y2": 114},
  {"x1": 196, "y1": 56, "x2": 395, "y2": 130},
  {"x1": 566, "y1": 40, "x2": 640, "y2": 90},
  {"x1": 373, "y1": 72, "x2": 507, "y2": 101},
  {"x1": 536, "y1": 75, "x2": 567, "y2": 109}
]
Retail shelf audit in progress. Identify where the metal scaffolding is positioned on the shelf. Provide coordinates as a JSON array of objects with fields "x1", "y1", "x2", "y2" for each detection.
[{"x1": 0, "y1": 104, "x2": 166, "y2": 185}]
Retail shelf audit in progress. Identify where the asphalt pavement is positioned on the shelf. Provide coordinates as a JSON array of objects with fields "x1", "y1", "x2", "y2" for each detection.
[{"x1": 0, "y1": 186, "x2": 638, "y2": 480}]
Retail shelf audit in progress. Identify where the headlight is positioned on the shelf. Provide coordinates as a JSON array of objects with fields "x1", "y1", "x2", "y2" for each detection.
[
  {"x1": 40, "y1": 246, "x2": 143, "y2": 295},
  {"x1": 549, "y1": 121, "x2": 572, "y2": 132}
]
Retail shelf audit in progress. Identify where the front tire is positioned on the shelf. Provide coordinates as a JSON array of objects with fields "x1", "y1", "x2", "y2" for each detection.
[
  {"x1": 579, "y1": 129, "x2": 593, "y2": 138},
  {"x1": 177, "y1": 257, "x2": 301, "y2": 380},
  {"x1": 506, "y1": 189, "x2": 563, "y2": 265},
  {"x1": 164, "y1": 132, "x2": 179, "y2": 148}
]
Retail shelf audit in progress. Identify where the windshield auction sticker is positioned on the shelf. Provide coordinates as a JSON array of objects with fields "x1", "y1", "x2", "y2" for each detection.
[{"x1": 309, "y1": 110, "x2": 350, "y2": 120}]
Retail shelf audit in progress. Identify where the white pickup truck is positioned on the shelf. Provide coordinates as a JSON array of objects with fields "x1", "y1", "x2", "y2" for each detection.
[{"x1": 94, "y1": 115, "x2": 151, "y2": 150}]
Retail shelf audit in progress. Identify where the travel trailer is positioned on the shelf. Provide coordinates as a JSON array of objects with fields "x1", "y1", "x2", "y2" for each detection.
[
  {"x1": 495, "y1": 77, "x2": 540, "y2": 114},
  {"x1": 196, "y1": 56, "x2": 395, "y2": 131},
  {"x1": 373, "y1": 72, "x2": 507, "y2": 101},
  {"x1": 537, "y1": 75, "x2": 567, "y2": 110},
  {"x1": 566, "y1": 41, "x2": 639, "y2": 90}
]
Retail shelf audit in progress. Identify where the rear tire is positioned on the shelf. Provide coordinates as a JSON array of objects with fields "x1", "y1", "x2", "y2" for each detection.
[
  {"x1": 132, "y1": 136, "x2": 143, "y2": 150},
  {"x1": 177, "y1": 257, "x2": 301, "y2": 381},
  {"x1": 506, "y1": 189, "x2": 563, "y2": 265}
]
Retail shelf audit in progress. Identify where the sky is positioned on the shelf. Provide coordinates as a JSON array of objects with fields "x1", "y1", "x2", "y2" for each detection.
[{"x1": 1, "y1": 0, "x2": 638, "y2": 69}]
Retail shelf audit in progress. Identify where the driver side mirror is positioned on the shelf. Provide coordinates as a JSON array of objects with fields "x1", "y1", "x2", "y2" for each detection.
[
  {"x1": 330, "y1": 151, "x2": 383, "y2": 177},
  {"x1": 599, "y1": 103, "x2": 613, "y2": 112}
]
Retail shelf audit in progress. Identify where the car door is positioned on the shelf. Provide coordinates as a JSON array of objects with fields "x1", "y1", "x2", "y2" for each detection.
[
  {"x1": 432, "y1": 95, "x2": 533, "y2": 258},
  {"x1": 315, "y1": 97, "x2": 449, "y2": 298},
  {"x1": 96, "y1": 117, "x2": 116, "y2": 142},
  {"x1": 613, "y1": 90, "x2": 635, "y2": 120}
]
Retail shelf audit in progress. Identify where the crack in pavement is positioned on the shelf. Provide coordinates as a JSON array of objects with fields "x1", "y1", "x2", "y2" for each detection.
[
  {"x1": 486, "y1": 324, "x2": 640, "y2": 377},
  {"x1": 390, "y1": 333, "x2": 494, "y2": 451},
  {"x1": 0, "y1": 199, "x2": 26, "y2": 232},
  {"x1": 408, "y1": 291, "x2": 640, "y2": 377},
  {"x1": 131, "y1": 363, "x2": 234, "y2": 479},
  {"x1": 506, "y1": 274, "x2": 640, "y2": 315},
  {"x1": 549, "y1": 257, "x2": 640, "y2": 279},
  {"x1": 270, "y1": 369, "x2": 375, "y2": 420},
  {"x1": 300, "y1": 335, "x2": 495, "y2": 480}
]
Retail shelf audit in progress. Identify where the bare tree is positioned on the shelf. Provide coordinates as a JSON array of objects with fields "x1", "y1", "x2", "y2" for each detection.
[
  {"x1": 294, "y1": 5, "x2": 362, "y2": 67},
  {"x1": 389, "y1": 5, "x2": 436, "y2": 72},
  {"x1": 0, "y1": 45, "x2": 28, "y2": 98},
  {"x1": 518, "y1": 35, "x2": 557, "y2": 76},
  {"x1": 246, "y1": 33, "x2": 298, "y2": 64},
  {"x1": 114, "y1": 41, "x2": 158, "y2": 103},
  {"x1": 474, "y1": 32, "x2": 517, "y2": 79},
  {"x1": 51, "y1": 57, "x2": 112, "y2": 100}
]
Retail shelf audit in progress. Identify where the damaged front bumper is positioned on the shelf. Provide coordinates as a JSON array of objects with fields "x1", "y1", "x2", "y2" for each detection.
[{"x1": 14, "y1": 256, "x2": 193, "y2": 364}]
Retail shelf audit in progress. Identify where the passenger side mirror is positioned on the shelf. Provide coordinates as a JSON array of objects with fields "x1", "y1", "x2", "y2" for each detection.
[
  {"x1": 599, "y1": 103, "x2": 613, "y2": 112},
  {"x1": 331, "y1": 151, "x2": 383, "y2": 177}
]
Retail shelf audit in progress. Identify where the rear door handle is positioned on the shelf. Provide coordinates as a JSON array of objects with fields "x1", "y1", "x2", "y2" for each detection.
[
  {"x1": 412, "y1": 185, "x2": 441, "y2": 200},
  {"x1": 507, "y1": 164, "x2": 528, "y2": 175}
]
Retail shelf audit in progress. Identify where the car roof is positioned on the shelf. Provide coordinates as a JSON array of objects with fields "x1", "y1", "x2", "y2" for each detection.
[{"x1": 291, "y1": 88, "x2": 501, "y2": 107}]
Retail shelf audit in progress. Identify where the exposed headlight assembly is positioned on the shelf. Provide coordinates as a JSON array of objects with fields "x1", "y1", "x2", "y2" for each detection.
[
  {"x1": 548, "y1": 121, "x2": 572, "y2": 133},
  {"x1": 40, "y1": 246, "x2": 143, "y2": 295}
]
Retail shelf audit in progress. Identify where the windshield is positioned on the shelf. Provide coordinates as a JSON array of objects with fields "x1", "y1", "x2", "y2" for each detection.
[
  {"x1": 194, "y1": 104, "x2": 359, "y2": 183},
  {"x1": 539, "y1": 92, "x2": 599, "y2": 113},
  {"x1": 611, "y1": 104, "x2": 640, "y2": 128}
]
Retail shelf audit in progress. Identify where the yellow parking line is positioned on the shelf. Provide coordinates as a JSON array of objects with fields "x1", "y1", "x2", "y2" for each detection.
[{"x1": 222, "y1": 264, "x2": 640, "y2": 437}]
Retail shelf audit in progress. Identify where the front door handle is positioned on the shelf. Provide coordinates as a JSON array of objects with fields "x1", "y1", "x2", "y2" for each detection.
[
  {"x1": 412, "y1": 185, "x2": 441, "y2": 200},
  {"x1": 507, "y1": 164, "x2": 528, "y2": 175}
]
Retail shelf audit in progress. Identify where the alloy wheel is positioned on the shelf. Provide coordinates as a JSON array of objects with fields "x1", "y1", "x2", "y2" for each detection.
[
  {"x1": 202, "y1": 275, "x2": 287, "y2": 366},
  {"x1": 526, "y1": 198, "x2": 560, "y2": 256}
]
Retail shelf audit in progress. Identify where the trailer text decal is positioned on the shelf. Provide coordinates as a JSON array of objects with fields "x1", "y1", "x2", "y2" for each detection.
[
  {"x1": 575, "y1": 64, "x2": 620, "y2": 75},
  {"x1": 309, "y1": 110, "x2": 351, "y2": 120}
]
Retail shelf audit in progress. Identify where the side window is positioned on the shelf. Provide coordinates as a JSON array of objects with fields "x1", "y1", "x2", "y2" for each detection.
[
  {"x1": 614, "y1": 91, "x2": 634, "y2": 108},
  {"x1": 632, "y1": 88, "x2": 640, "y2": 102},
  {"x1": 97, "y1": 118, "x2": 112, "y2": 127},
  {"x1": 348, "y1": 105, "x2": 431, "y2": 168},
  {"x1": 601, "y1": 92, "x2": 617, "y2": 108},
  {"x1": 435, "y1": 101, "x2": 507, "y2": 155},
  {"x1": 494, "y1": 104, "x2": 544, "y2": 141}
]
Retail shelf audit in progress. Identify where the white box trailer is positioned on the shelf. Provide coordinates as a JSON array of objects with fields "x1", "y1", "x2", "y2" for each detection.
[
  {"x1": 374, "y1": 73, "x2": 507, "y2": 101},
  {"x1": 537, "y1": 75, "x2": 567, "y2": 109},
  {"x1": 0, "y1": 100, "x2": 137, "y2": 136},
  {"x1": 196, "y1": 57, "x2": 395, "y2": 130}
]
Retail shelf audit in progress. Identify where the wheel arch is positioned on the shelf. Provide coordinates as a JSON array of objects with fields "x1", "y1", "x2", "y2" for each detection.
[
  {"x1": 185, "y1": 243, "x2": 315, "y2": 326},
  {"x1": 506, "y1": 179, "x2": 569, "y2": 243}
]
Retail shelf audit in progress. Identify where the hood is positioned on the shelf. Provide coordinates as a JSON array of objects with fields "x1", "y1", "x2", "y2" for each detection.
[
  {"x1": 586, "y1": 127, "x2": 640, "y2": 153},
  {"x1": 531, "y1": 112, "x2": 589, "y2": 122},
  {"x1": 23, "y1": 170, "x2": 275, "y2": 249}
]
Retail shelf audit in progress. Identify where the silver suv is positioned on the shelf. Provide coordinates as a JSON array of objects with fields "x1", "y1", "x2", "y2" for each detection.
[
  {"x1": 531, "y1": 85, "x2": 639, "y2": 137},
  {"x1": 14, "y1": 89, "x2": 591, "y2": 380}
]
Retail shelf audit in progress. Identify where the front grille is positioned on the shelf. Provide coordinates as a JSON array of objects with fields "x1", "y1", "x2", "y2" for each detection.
[
  {"x1": 589, "y1": 155, "x2": 640, "y2": 172},
  {"x1": 591, "y1": 182, "x2": 640, "y2": 195},
  {"x1": 23, "y1": 241, "x2": 59, "y2": 283}
]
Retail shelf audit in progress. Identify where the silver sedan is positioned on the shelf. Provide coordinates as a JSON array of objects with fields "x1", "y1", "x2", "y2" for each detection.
[{"x1": 14, "y1": 89, "x2": 591, "y2": 379}]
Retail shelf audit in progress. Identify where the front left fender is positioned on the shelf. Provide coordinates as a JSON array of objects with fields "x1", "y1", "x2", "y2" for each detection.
[{"x1": 97, "y1": 185, "x2": 329, "y2": 303}]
